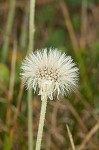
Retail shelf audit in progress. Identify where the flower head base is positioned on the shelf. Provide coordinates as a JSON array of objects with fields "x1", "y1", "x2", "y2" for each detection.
[{"x1": 21, "y1": 48, "x2": 79, "y2": 100}]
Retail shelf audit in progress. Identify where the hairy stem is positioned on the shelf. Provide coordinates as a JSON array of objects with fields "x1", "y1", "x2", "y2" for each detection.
[
  {"x1": 36, "y1": 96, "x2": 48, "y2": 150},
  {"x1": 28, "y1": 89, "x2": 33, "y2": 150}
]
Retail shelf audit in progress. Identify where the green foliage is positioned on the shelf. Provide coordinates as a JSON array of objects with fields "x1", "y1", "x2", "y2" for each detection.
[
  {"x1": 0, "y1": 63, "x2": 9, "y2": 86},
  {"x1": 88, "y1": 0, "x2": 98, "y2": 4},
  {"x1": 92, "y1": 41, "x2": 99, "y2": 52},
  {"x1": 66, "y1": 0, "x2": 82, "y2": 7},
  {"x1": 46, "y1": 29, "x2": 68, "y2": 48},
  {"x1": 15, "y1": 62, "x2": 21, "y2": 84},
  {"x1": 36, "y1": 5, "x2": 54, "y2": 24},
  {"x1": 72, "y1": 15, "x2": 80, "y2": 31}
]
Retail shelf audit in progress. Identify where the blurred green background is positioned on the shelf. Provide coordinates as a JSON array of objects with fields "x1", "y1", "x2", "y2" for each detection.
[{"x1": 0, "y1": 0, "x2": 99, "y2": 149}]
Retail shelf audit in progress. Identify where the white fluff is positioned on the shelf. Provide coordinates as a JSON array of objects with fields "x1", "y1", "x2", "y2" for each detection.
[{"x1": 21, "y1": 48, "x2": 79, "y2": 100}]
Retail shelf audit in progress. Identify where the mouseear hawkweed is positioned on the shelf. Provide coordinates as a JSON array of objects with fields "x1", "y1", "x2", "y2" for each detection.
[
  {"x1": 21, "y1": 48, "x2": 79, "y2": 100},
  {"x1": 20, "y1": 48, "x2": 79, "y2": 150}
]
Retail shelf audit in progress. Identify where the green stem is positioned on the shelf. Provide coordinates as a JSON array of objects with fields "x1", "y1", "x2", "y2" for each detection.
[
  {"x1": 27, "y1": 0, "x2": 36, "y2": 149},
  {"x1": 28, "y1": 0, "x2": 35, "y2": 53},
  {"x1": 28, "y1": 89, "x2": 33, "y2": 150},
  {"x1": 2, "y1": 0, "x2": 16, "y2": 62},
  {"x1": 35, "y1": 96, "x2": 48, "y2": 150}
]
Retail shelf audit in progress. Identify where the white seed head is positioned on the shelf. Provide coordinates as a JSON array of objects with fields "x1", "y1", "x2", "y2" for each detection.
[{"x1": 20, "y1": 48, "x2": 79, "y2": 100}]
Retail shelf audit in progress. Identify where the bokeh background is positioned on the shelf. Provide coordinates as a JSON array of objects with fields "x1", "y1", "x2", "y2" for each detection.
[{"x1": 0, "y1": 0, "x2": 99, "y2": 149}]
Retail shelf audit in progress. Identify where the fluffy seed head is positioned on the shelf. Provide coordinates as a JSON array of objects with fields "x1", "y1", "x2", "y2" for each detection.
[{"x1": 20, "y1": 48, "x2": 79, "y2": 100}]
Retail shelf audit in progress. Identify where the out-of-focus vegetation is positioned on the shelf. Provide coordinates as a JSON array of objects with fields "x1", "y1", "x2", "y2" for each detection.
[{"x1": 0, "y1": 0, "x2": 99, "y2": 149}]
